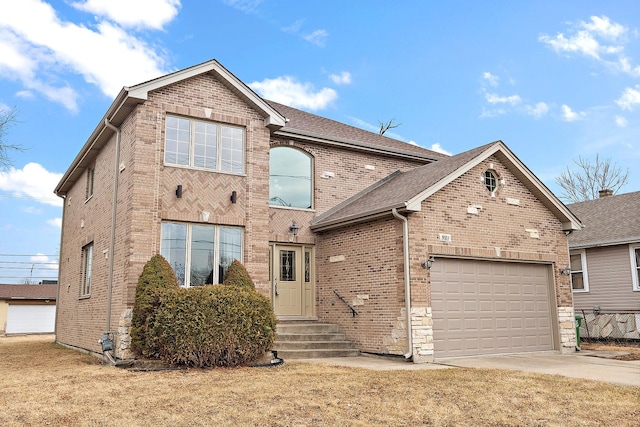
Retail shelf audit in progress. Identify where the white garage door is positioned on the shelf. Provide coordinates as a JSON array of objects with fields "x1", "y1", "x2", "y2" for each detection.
[
  {"x1": 6, "y1": 305, "x2": 56, "y2": 334},
  {"x1": 431, "y1": 258, "x2": 554, "y2": 358}
]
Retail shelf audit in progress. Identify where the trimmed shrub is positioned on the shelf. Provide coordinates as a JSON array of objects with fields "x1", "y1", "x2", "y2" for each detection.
[
  {"x1": 130, "y1": 254, "x2": 179, "y2": 357},
  {"x1": 150, "y1": 285, "x2": 277, "y2": 367},
  {"x1": 222, "y1": 259, "x2": 254, "y2": 289}
]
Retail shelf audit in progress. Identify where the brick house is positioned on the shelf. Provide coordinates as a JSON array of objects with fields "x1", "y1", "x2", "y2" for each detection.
[{"x1": 54, "y1": 59, "x2": 581, "y2": 362}]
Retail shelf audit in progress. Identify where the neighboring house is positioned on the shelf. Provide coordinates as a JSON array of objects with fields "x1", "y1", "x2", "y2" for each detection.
[
  {"x1": 568, "y1": 190, "x2": 640, "y2": 339},
  {"x1": 54, "y1": 59, "x2": 581, "y2": 362},
  {"x1": 0, "y1": 284, "x2": 57, "y2": 334}
]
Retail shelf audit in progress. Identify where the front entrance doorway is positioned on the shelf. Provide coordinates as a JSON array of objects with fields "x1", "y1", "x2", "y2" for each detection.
[{"x1": 272, "y1": 244, "x2": 315, "y2": 317}]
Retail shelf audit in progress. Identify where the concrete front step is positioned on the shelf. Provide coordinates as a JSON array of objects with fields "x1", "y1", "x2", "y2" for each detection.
[
  {"x1": 273, "y1": 322, "x2": 359, "y2": 359},
  {"x1": 275, "y1": 348, "x2": 361, "y2": 359},
  {"x1": 276, "y1": 323, "x2": 340, "y2": 334},
  {"x1": 276, "y1": 332, "x2": 348, "y2": 342},
  {"x1": 275, "y1": 340, "x2": 356, "y2": 350}
]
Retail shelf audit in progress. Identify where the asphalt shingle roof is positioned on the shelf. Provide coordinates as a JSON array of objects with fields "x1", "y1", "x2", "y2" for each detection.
[
  {"x1": 0, "y1": 284, "x2": 57, "y2": 300},
  {"x1": 312, "y1": 142, "x2": 495, "y2": 229},
  {"x1": 267, "y1": 100, "x2": 446, "y2": 161},
  {"x1": 567, "y1": 190, "x2": 640, "y2": 248}
]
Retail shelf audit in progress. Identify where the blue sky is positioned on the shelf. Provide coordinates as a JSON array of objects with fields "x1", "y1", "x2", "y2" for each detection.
[{"x1": 1, "y1": 0, "x2": 639, "y2": 283}]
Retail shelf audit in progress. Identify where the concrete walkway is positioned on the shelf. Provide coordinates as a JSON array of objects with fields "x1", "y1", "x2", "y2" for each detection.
[{"x1": 295, "y1": 351, "x2": 640, "y2": 387}]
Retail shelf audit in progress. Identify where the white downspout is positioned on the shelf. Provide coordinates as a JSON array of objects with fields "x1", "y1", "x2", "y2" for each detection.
[
  {"x1": 392, "y1": 208, "x2": 413, "y2": 360},
  {"x1": 103, "y1": 118, "x2": 121, "y2": 340}
]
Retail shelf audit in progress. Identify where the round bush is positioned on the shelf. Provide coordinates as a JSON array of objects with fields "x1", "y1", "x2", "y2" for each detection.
[{"x1": 151, "y1": 285, "x2": 277, "y2": 367}]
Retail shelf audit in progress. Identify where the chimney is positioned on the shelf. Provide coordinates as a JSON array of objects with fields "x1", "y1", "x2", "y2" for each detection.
[{"x1": 598, "y1": 189, "x2": 613, "y2": 198}]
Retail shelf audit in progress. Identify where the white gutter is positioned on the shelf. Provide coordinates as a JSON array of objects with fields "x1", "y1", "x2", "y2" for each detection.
[
  {"x1": 392, "y1": 208, "x2": 413, "y2": 360},
  {"x1": 103, "y1": 118, "x2": 121, "y2": 336}
]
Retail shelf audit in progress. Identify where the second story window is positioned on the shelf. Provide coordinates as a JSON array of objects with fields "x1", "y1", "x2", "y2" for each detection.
[
  {"x1": 85, "y1": 166, "x2": 95, "y2": 200},
  {"x1": 269, "y1": 146, "x2": 313, "y2": 209},
  {"x1": 164, "y1": 115, "x2": 244, "y2": 174}
]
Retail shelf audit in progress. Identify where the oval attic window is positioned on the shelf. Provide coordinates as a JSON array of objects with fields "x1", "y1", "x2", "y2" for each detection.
[{"x1": 484, "y1": 170, "x2": 497, "y2": 193}]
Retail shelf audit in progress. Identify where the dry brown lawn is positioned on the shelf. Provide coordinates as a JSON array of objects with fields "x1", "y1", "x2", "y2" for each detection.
[
  {"x1": 1, "y1": 335, "x2": 638, "y2": 426},
  {"x1": 581, "y1": 341, "x2": 640, "y2": 360}
]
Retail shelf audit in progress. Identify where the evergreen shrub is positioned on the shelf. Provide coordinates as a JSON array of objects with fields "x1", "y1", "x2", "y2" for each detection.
[{"x1": 130, "y1": 254, "x2": 179, "y2": 357}]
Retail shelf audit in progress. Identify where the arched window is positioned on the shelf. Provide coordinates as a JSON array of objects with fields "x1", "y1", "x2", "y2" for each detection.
[{"x1": 269, "y1": 147, "x2": 313, "y2": 209}]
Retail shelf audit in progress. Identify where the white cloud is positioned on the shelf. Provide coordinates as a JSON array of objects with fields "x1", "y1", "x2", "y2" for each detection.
[
  {"x1": 0, "y1": 0, "x2": 171, "y2": 111},
  {"x1": 71, "y1": 0, "x2": 181, "y2": 30},
  {"x1": 480, "y1": 107, "x2": 507, "y2": 118},
  {"x1": 221, "y1": 0, "x2": 263, "y2": 13},
  {"x1": 329, "y1": 71, "x2": 351, "y2": 85},
  {"x1": 430, "y1": 143, "x2": 452, "y2": 155},
  {"x1": 21, "y1": 206, "x2": 43, "y2": 214},
  {"x1": 304, "y1": 29, "x2": 328, "y2": 47},
  {"x1": 540, "y1": 16, "x2": 640, "y2": 76},
  {"x1": 282, "y1": 19, "x2": 304, "y2": 33},
  {"x1": 0, "y1": 162, "x2": 63, "y2": 207},
  {"x1": 482, "y1": 72, "x2": 499, "y2": 87},
  {"x1": 615, "y1": 115, "x2": 628, "y2": 127},
  {"x1": 348, "y1": 116, "x2": 379, "y2": 133},
  {"x1": 249, "y1": 76, "x2": 337, "y2": 110},
  {"x1": 615, "y1": 85, "x2": 640, "y2": 110},
  {"x1": 30, "y1": 253, "x2": 59, "y2": 271},
  {"x1": 561, "y1": 104, "x2": 585, "y2": 122},
  {"x1": 582, "y1": 15, "x2": 626, "y2": 39},
  {"x1": 485, "y1": 92, "x2": 521, "y2": 105},
  {"x1": 525, "y1": 102, "x2": 549, "y2": 119},
  {"x1": 46, "y1": 218, "x2": 62, "y2": 228}
]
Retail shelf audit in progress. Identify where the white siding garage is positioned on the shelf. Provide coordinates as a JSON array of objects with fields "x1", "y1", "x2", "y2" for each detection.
[
  {"x1": 6, "y1": 304, "x2": 56, "y2": 334},
  {"x1": 430, "y1": 258, "x2": 554, "y2": 358}
]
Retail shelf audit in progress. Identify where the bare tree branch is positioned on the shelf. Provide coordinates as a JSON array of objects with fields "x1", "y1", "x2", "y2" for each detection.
[
  {"x1": 555, "y1": 154, "x2": 629, "y2": 203},
  {"x1": 0, "y1": 107, "x2": 23, "y2": 170},
  {"x1": 378, "y1": 118, "x2": 401, "y2": 136}
]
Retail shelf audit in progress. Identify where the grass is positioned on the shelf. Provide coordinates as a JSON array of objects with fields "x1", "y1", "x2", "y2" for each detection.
[
  {"x1": 581, "y1": 340, "x2": 640, "y2": 360},
  {"x1": 1, "y1": 335, "x2": 639, "y2": 426}
]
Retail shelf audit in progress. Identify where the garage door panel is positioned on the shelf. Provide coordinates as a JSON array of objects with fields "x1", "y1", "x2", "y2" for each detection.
[
  {"x1": 6, "y1": 305, "x2": 56, "y2": 334},
  {"x1": 431, "y1": 259, "x2": 554, "y2": 358}
]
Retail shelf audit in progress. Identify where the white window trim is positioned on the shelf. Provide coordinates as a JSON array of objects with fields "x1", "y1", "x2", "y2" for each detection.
[
  {"x1": 570, "y1": 250, "x2": 589, "y2": 293},
  {"x1": 164, "y1": 115, "x2": 245, "y2": 174},
  {"x1": 160, "y1": 222, "x2": 244, "y2": 287},
  {"x1": 81, "y1": 243, "x2": 93, "y2": 297},
  {"x1": 630, "y1": 245, "x2": 640, "y2": 292}
]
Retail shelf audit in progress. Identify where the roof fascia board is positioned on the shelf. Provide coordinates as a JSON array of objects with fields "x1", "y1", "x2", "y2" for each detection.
[
  {"x1": 405, "y1": 144, "x2": 502, "y2": 209},
  {"x1": 405, "y1": 142, "x2": 583, "y2": 231},
  {"x1": 126, "y1": 60, "x2": 285, "y2": 129},
  {"x1": 310, "y1": 205, "x2": 408, "y2": 232},
  {"x1": 496, "y1": 146, "x2": 583, "y2": 230},
  {"x1": 569, "y1": 237, "x2": 640, "y2": 250},
  {"x1": 274, "y1": 129, "x2": 440, "y2": 162},
  {"x1": 54, "y1": 89, "x2": 134, "y2": 195}
]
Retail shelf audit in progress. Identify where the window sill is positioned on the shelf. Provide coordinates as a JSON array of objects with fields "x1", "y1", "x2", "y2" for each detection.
[
  {"x1": 163, "y1": 163, "x2": 246, "y2": 177},
  {"x1": 571, "y1": 289, "x2": 589, "y2": 293},
  {"x1": 79, "y1": 294, "x2": 91, "y2": 300},
  {"x1": 84, "y1": 195, "x2": 93, "y2": 203},
  {"x1": 269, "y1": 205, "x2": 315, "y2": 212}
]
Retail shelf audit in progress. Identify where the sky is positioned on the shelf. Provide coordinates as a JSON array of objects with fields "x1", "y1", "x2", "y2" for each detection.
[{"x1": 1, "y1": 0, "x2": 639, "y2": 283}]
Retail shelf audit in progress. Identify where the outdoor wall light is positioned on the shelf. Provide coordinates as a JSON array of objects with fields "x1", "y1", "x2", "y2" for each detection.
[
  {"x1": 289, "y1": 221, "x2": 300, "y2": 237},
  {"x1": 175, "y1": 184, "x2": 183, "y2": 198},
  {"x1": 559, "y1": 265, "x2": 571, "y2": 276},
  {"x1": 230, "y1": 190, "x2": 237, "y2": 204},
  {"x1": 593, "y1": 305, "x2": 601, "y2": 315},
  {"x1": 421, "y1": 255, "x2": 436, "y2": 270}
]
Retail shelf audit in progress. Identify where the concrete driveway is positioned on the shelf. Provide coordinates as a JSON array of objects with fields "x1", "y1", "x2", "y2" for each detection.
[
  {"x1": 436, "y1": 351, "x2": 640, "y2": 387},
  {"x1": 298, "y1": 351, "x2": 640, "y2": 387}
]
